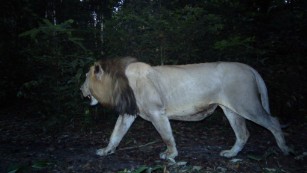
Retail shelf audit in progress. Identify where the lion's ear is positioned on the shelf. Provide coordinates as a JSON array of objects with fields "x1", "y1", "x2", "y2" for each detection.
[{"x1": 94, "y1": 63, "x2": 104, "y2": 80}]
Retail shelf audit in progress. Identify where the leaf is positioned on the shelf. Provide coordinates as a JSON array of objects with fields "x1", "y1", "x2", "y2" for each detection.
[
  {"x1": 132, "y1": 165, "x2": 148, "y2": 173},
  {"x1": 64, "y1": 19, "x2": 74, "y2": 25},
  {"x1": 151, "y1": 165, "x2": 164, "y2": 171},
  {"x1": 19, "y1": 28, "x2": 39, "y2": 39},
  {"x1": 230, "y1": 158, "x2": 243, "y2": 163},
  {"x1": 68, "y1": 37, "x2": 87, "y2": 51},
  {"x1": 263, "y1": 168, "x2": 278, "y2": 173},
  {"x1": 247, "y1": 154, "x2": 263, "y2": 161},
  {"x1": 7, "y1": 169, "x2": 19, "y2": 173},
  {"x1": 7, "y1": 168, "x2": 21, "y2": 173},
  {"x1": 263, "y1": 148, "x2": 278, "y2": 159},
  {"x1": 31, "y1": 161, "x2": 52, "y2": 169},
  {"x1": 42, "y1": 19, "x2": 53, "y2": 26},
  {"x1": 7, "y1": 165, "x2": 26, "y2": 173},
  {"x1": 176, "y1": 161, "x2": 187, "y2": 166},
  {"x1": 192, "y1": 166, "x2": 203, "y2": 171}
]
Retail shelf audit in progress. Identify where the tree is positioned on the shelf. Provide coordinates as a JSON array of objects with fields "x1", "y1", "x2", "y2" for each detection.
[{"x1": 0, "y1": 0, "x2": 305, "y2": 123}]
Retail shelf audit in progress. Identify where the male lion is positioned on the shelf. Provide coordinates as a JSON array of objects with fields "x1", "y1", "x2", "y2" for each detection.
[{"x1": 80, "y1": 57, "x2": 289, "y2": 160}]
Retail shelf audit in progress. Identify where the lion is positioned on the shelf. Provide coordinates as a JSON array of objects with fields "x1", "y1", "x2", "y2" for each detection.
[{"x1": 80, "y1": 57, "x2": 289, "y2": 160}]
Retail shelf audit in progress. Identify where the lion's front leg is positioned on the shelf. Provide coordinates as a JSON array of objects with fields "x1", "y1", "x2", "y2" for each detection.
[
  {"x1": 96, "y1": 114, "x2": 136, "y2": 156},
  {"x1": 151, "y1": 115, "x2": 178, "y2": 160}
]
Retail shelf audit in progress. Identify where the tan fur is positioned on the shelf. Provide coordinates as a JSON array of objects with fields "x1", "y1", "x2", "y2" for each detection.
[
  {"x1": 80, "y1": 57, "x2": 289, "y2": 160},
  {"x1": 89, "y1": 66, "x2": 113, "y2": 105}
]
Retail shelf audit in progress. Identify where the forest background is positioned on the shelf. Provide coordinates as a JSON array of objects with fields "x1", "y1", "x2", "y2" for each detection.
[{"x1": 0, "y1": 0, "x2": 306, "y2": 130}]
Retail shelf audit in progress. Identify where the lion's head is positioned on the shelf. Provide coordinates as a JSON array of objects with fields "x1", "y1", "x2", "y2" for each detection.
[{"x1": 80, "y1": 57, "x2": 139, "y2": 115}]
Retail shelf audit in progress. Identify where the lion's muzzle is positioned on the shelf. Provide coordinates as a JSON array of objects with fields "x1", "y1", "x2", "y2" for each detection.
[
  {"x1": 80, "y1": 83, "x2": 99, "y2": 106},
  {"x1": 88, "y1": 95, "x2": 99, "y2": 105}
]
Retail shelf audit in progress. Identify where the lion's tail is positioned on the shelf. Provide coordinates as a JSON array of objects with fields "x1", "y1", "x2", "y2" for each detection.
[{"x1": 251, "y1": 68, "x2": 271, "y2": 115}]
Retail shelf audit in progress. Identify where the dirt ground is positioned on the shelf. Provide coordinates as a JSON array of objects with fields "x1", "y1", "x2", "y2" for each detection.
[{"x1": 0, "y1": 110, "x2": 306, "y2": 173}]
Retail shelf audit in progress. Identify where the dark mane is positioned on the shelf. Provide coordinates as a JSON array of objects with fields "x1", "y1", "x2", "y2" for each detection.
[{"x1": 98, "y1": 57, "x2": 139, "y2": 115}]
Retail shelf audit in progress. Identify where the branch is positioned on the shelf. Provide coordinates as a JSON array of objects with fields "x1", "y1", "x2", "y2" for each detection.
[{"x1": 118, "y1": 140, "x2": 159, "y2": 151}]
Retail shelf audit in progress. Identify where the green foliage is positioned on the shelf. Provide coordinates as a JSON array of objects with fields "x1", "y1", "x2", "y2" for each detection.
[
  {"x1": 0, "y1": 0, "x2": 305, "y2": 126},
  {"x1": 214, "y1": 36, "x2": 254, "y2": 50},
  {"x1": 103, "y1": 0, "x2": 266, "y2": 64},
  {"x1": 7, "y1": 160, "x2": 53, "y2": 173},
  {"x1": 118, "y1": 165, "x2": 164, "y2": 173},
  {"x1": 214, "y1": 36, "x2": 257, "y2": 61},
  {"x1": 104, "y1": 2, "x2": 222, "y2": 64},
  {"x1": 18, "y1": 19, "x2": 94, "y2": 125}
]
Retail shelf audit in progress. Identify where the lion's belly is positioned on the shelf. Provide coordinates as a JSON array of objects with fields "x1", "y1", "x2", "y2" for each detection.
[
  {"x1": 166, "y1": 104, "x2": 218, "y2": 121},
  {"x1": 160, "y1": 77, "x2": 220, "y2": 119}
]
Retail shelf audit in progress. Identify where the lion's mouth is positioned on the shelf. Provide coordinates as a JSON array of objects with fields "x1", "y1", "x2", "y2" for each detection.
[{"x1": 86, "y1": 94, "x2": 99, "y2": 106}]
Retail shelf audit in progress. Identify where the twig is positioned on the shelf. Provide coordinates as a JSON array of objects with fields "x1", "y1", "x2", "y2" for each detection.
[{"x1": 118, "y1": 140, "x2": 159, "y2": 151}]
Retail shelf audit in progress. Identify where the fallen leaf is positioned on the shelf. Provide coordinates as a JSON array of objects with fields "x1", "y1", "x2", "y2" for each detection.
[{"x1": 230, "y1": 158, "x2": 243, "y2": 163}]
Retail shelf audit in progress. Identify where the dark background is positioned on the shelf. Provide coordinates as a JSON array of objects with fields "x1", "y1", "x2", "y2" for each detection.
[{"x1": 0, "y1": 0, "x2": 306, "y2": 172}]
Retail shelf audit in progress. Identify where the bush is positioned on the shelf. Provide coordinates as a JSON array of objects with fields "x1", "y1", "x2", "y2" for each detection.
[{"x1": 18, "y1": 19, "x2": 94, "y2": 128}]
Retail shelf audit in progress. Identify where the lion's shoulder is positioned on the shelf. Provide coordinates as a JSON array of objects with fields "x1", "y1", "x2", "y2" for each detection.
[{"x1": 125, "y1": 62, "x2": 154, "y2": 78}]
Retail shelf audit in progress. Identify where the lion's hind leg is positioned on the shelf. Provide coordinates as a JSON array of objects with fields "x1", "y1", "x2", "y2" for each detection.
[
  {"x1": 220, "y1": 106, "x2": 250, "y2": 158},
  {"x1": 244, "y1": 111, "x2": 289, "y2": 155},
  {"x1": 267, "y1": 116, "x2": 289, "y2": 155}
]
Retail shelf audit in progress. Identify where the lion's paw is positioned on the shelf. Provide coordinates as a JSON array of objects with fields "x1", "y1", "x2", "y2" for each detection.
[
  {"x1": 280, "y1": 145, "x2": 290, "y2": 155},
  {"x1": 96, "y1": 148, "x2": 114, "y2": 156},
  {"x1": 219, "y1": 150, "x2": 238, "y2": 158},
  {"x1": 159, "y1": 150, "x2": 178, "y2": 160}
]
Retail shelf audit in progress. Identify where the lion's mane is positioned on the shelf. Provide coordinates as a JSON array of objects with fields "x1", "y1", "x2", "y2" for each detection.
[{"x1": 91, "y1": 57, "x2": 139, "y2": 115}]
